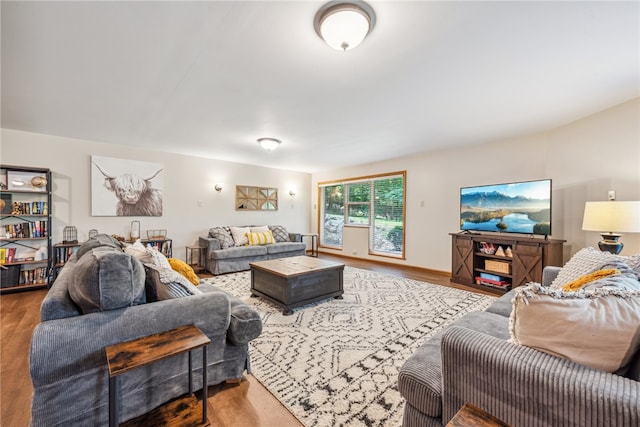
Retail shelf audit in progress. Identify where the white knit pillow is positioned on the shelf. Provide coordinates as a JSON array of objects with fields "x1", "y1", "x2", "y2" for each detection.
[
  {"x1": 550, "y1": 247, "x2": 640, "y2": 289},
  {"x1": 230, "y1": 226, "x2": 250, "y2": 246}
]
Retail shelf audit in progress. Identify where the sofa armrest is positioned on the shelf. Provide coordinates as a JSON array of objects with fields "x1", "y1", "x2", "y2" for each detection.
[
  {"x1": 199, "y1": 236, "x2": 222, "y2": 254},
  {"x1": 440, "y1": 326, "x2": 640, "y2": 426},
  {"x1": 288, "y1": 232, "x2": 301, "y2": 242},
  {"x1": 542, "y1": 265, "x2": 562, "y2": 287},
  {"x1": 30, "y1": 291, "x2": 232, "y2": 387},
  {"x1": 228, "y1": 303, "x2": 262, "y2": 345}
]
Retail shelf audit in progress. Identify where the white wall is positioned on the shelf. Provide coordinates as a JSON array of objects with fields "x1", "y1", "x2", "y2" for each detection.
[
  {"x1": 2, "y1": 98, "x2": 638, "y2": 271},
  {"x1": 0, "y1": 130, "x2": 312, "y2": 261},
  {"x1": 312, "y1": 98, "x2": 640, "y2": 271}
]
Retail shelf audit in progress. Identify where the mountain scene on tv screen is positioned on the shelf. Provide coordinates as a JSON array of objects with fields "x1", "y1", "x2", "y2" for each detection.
[{"x1": 461, "y1": 188, "x2": 551, "y2": 235}]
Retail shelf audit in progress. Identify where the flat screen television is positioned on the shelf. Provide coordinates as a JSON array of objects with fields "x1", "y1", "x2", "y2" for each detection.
[{"x1": 460, "y1": 179, "x2": 552, "y2": 236}]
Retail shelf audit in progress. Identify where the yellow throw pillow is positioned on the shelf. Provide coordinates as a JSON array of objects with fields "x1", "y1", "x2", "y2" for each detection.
[
  {"x1": 167, "y1": 258, "x2": 199, "y2": 285},
  {"x1": 562, "y1": 268, "x2": 619, "y2": 292},
  {"x1": 247, "y1": 231, "x2": 275, "y2": 246}
]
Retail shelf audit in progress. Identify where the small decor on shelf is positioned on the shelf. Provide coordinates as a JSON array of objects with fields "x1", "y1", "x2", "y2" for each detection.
[
  {"x1": 478, "y1": 242, "x2": 496, "y2": 254},
  {"x1": 130, "y1": 220, "x2": 141, "y2": 240},
  {"x1": 63, "y1": 226, "x2": 78, "y2": 244},
  {"x1": 31, "y1": 176, "x2": 48, "y2": 188},
  {"x1": 495, "y1": 246, "x2": 506, "y2": 257},
  {"x1": 147, "y1": 229, "x2": 166, "y2": 239}
]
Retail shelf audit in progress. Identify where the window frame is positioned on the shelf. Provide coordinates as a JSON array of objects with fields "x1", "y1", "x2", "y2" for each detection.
[{"x1": 318, "y1": 171, "x2": 406, "y2": 259}]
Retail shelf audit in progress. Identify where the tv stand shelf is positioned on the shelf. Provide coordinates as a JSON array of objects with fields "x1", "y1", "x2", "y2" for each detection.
[{"x1": 450, "y1": 233, "x2": 565, "y2": 295}]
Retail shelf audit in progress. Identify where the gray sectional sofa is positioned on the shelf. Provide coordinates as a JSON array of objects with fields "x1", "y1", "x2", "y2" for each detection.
[
  {"x1": 29, "y1": 234, "x2": 262, "y2": 426},
  {"x1": 199, "y1": 225, "x2": 306, "y2": 275},
  {"x1": 398, "y1": 265, "x2": 640, "y2": 427}
]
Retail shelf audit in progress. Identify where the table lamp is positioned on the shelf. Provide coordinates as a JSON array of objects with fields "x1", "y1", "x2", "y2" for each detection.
[{"x1": 582, "y1": 201, "x2": 640, "y2": 254}]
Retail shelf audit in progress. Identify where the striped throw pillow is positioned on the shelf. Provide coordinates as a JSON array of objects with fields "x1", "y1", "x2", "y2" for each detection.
[{"x1": 247, "y1": 231, "x2": 275, "y2": 246}]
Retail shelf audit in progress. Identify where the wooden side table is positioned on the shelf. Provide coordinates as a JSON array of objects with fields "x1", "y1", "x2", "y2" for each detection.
[
  {"x1": 186, "y1": 245, "x2": 206, "y2": 273},
  {"x1": 446, "y1": 403, "x2": 511, "y2": 427},
  {"x1": 300, "y1": 233, "x2": 319, "y2": 257},
  {"x1": 105, "y1": 324, "x2": 211, "y2": 427}
]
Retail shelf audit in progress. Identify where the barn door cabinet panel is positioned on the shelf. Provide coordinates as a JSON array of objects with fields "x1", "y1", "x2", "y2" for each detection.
[
  {"x1": 0, "y1": 165, "x2": 53, "y2": 293},
  {"x1": 451, "y1": 235, "x2": 474, "y2": 285},
  {"x1": 450, "y1": 233, "x2": 564, "y2": 295}
]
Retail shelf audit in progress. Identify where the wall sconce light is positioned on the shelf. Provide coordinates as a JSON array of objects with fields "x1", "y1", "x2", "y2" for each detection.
[
  {"x1": 214, "y1": 184, "x2": 223, "y2": 192},
  {"x1": 289, "y1": 190, "x2": 296, "y2": 198}
]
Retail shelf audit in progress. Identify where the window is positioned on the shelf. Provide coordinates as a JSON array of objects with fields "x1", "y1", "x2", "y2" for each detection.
[{"x1": 319, "y1": 171, "x2": 405, "y2": 257}]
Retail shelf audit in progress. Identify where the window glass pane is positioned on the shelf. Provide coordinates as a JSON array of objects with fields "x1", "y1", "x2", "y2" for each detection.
[
  {"x1": 347, "y1": 182, "x2": 370, "y2": 202},
  {"x1": 371, "y1": 176, "x2": 404, "y2": 255},
  {"x1": 321, "y1": 184, "x2": 344, "y2": 247},
  {"x1": 347, "y1": 204, "x2": 369, "y2": 225}
]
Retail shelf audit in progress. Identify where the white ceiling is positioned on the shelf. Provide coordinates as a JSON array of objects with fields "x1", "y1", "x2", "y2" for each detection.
[{"x1": 2, "y1": 1, "x2": 638, "y2": 173}]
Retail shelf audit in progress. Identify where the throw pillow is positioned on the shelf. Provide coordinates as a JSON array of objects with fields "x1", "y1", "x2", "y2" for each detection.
[
  {"x1": 168, "y1": 258, "x2": 200, "y2": 285},
  {"x1": 209, "y1": 226, "x2": 234, "y2": 249},
  {"x1": 143, "y1": 265, "x2": 175, "y2": 302},
  {"x1": 268, "y1": 225, "x2": 289, "y2": 243},
  {"x1": 146, "y1": 246, "x2": 172, "y2": 270},
  {"x1": 69, "y1": 248, "x2": 146, "y2": 314},
  {"x1": 510, "y1": 282, "x2": 640, "y2": 374},
  {"x1": 250, "y1": 225, "x2": 270, "y2": 233},
  {"x1": 123, "y1": 240, "x2": 153, "y2": 263},
  {"x1": 230, "y1": 226, "x2": 250, "y2": 246},
  {"x1": 550, "y1": 247, "x2": 640, "y2": 289},
  {"x1": 247, "y1": 231, "x2": 275, "y2": 246}
]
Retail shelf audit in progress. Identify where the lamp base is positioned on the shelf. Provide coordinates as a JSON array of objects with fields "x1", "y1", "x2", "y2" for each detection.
[{"x1": 598, "y1": 233, "x2": 623, "y2": 255}]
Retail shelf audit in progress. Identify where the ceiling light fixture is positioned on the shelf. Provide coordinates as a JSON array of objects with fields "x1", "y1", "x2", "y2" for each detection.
[
  {"x1": 314, "y1": 0, "x2": 376, "y2": 51},
  {"x1": 257, "y1": 137, "x2": 282, "y2": 151}
]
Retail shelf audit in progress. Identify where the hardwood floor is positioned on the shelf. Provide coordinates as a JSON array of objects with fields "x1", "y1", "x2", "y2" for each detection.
[{"x1": 0, "y1": 253, "x2": 487, "y2": 426}]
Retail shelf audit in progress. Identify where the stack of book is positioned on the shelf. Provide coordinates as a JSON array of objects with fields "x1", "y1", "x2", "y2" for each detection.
[{"x1": 475, "y1": 272, "x2": 511, "y2": 290}]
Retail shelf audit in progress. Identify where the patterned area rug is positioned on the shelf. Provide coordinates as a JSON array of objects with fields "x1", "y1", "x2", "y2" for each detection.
[{"x1": 200, "y1": 267, "x2": 496, "y2": 427}]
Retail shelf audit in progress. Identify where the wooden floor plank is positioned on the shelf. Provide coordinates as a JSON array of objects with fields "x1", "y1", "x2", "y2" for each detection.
[{"x1": 0, "y1": 253, "x2": 479, "y2": 426}]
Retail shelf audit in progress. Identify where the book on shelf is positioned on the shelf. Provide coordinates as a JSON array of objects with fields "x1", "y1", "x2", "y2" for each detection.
[
  {"x1": 3, "y1": 221, "x2": 48, "y2": 238},
  {"x1": 0, "y1": 248, "x2": 15, "y2": 264},
  {"x1": 8, "y1": 201, "x2": 48, "y2": 215},
  {"x1": 20, "y1": 267, "x2": 48, "y2": 285},
  {"x1": 475, "y1": 276, "x2": 511, "y2": 290},
  {"x1": 56, "y1": 245, "x2": 79, "y2": 265}
]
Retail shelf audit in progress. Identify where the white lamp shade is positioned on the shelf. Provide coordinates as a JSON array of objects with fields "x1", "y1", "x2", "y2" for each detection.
[
  {"x1": 314, "y1": 1, "x2": 376, "y2": 51},
  {"x1": 320, "y1": 9, "x2": 370, "y2": 51},
  {"x1": 582, "y1": 201, "x2": 640, "y2": 233}
]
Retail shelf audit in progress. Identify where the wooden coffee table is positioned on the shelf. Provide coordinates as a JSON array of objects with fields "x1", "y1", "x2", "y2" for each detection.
[{"x1": 250, "y1": 256, "x2": 345, "y2": 315}]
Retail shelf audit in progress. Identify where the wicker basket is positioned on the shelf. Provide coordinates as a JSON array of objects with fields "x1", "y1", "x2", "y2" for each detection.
[
  {"x1": 146, "y1": 229, "x2": 167, "y2": 239},
  {"x1": 484, "y1": 259, "x2": 511, "y2": 274}
]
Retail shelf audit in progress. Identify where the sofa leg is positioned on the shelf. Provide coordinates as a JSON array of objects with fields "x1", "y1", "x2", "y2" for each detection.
[{"x1": 225, "y1": 378, "x2": 242, "y2": 384}]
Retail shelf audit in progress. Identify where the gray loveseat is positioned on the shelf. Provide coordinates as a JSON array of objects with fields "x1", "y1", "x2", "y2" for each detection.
[
  {"x1": 398, "y1": 266, "x2": 640, "y2": 427},
  {"x1": 199, "y1": 225, "x2": 306, "y2": 275},
  {"x1": 29, "y1": 235, "x2": 262, "y2": 426}
]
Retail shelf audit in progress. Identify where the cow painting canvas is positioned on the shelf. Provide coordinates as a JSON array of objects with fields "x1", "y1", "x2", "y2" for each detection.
[{"x1": 91, "y1": 155, "x2": 164, "y2": 216}]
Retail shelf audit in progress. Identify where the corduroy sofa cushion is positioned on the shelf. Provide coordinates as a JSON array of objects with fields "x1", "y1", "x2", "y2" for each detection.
[
  {"x1": 398, "y1": 311, "x2": 510, "y2": 417},
  {"x1": 68, "y1": 246, "x2": 146, "y2": 313}
]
